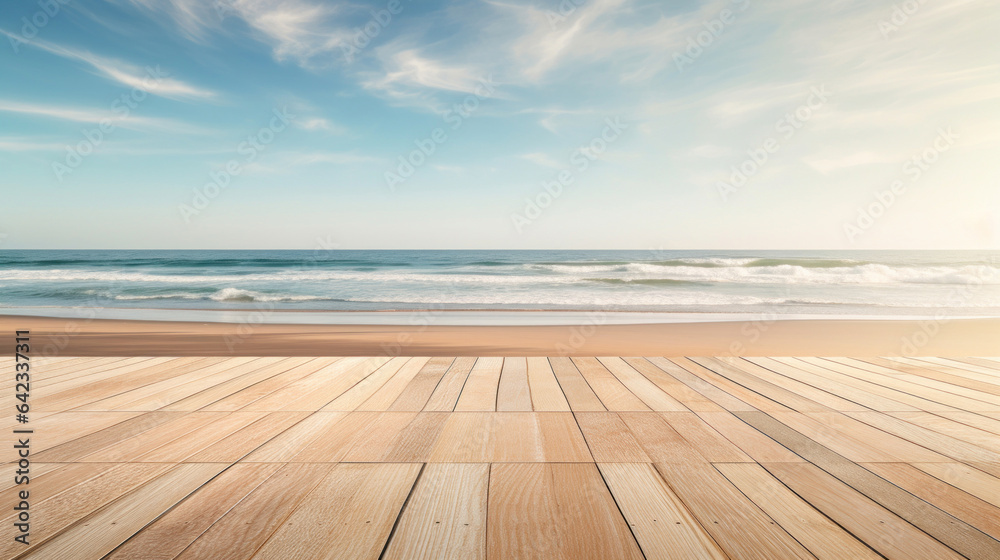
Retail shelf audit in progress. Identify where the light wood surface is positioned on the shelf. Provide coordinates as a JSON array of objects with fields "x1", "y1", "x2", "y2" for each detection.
[{"x1": 6, "y1": 355, "x2": 1000, "y2": 559}]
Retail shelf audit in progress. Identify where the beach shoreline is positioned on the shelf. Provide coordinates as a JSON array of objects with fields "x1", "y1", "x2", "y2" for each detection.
[{"x1": 3, "y1": 314, "x2": 998, "y2": 357}]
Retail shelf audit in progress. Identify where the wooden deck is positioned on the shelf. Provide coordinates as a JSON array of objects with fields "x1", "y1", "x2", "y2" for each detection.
[{"x1": 5, "y1": 356, "x2": 1000, "y2": 559}]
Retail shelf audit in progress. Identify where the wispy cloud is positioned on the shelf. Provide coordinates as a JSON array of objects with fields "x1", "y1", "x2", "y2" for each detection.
[
  {"x1": 519, "y1": 152, "x2": 562, "y2": 169},
  {"x1": 121, "y1": 0, "x2": 351, "y2": 66},
  {"x1": 0, "y1": 31, "x2": 215, "y2": 100},
  {"x1": 0, "y1": 100, "x2": 205, "y2": 133}
]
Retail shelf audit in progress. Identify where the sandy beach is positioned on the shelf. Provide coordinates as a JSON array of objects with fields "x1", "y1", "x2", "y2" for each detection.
[{"x1": 3, "y1": 314, "x2": 998, "y2": 357}]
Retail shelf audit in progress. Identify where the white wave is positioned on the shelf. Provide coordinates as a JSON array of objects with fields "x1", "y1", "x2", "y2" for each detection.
[{"x1": 2, "y1": 263, "x2": 999, "y2": 288}]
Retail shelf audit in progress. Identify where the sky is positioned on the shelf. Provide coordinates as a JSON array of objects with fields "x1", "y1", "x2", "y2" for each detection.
[{"x1": 0, "y1": 0, "x2": 998, "y2": 250}]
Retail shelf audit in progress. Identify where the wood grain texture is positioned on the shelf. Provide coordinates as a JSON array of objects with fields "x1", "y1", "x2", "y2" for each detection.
[
  {"x1": 717, "y1": 462, "x2": 882, "y2": 560},
  {"x1": 19, "y1": 355, "x2": 1000, "y2": 560},
  {"x1": 383, "y1": 463, "x2": 488, "y2": 560},
  {"x1": 654, "y1": 461, "x2": 816, "y2": 560},
  {"x1": 600, "y1": 462, "x2": 727, "y2": 560},
  {"x1": 526, "y1": 357, "x2": 570, "y2": 411},
  {"x1": 250, "y1": 463, "x2": 422, "y2": 560},
  {"x1": 454, "y1": 357, "x2": 503, "y2": 411},
  {"x1": 487, "y1": 463, "x2": 644, "y2": 560}
]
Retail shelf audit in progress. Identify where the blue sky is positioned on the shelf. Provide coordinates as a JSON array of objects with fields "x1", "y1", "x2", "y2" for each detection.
[{"x1": 0, "y1": 0, "x2": 997, "y2": 249}]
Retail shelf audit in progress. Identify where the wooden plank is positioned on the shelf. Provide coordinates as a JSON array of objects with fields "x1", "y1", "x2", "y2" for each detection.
[
  {"x1": 276, "y1": 356, "x2": 391, "y2": 411},
  {"x1": 162, "y1": 357, "x2": 330, "y2": 411},
  {"x1": 912, "y1": 462, "x2": 1000, "y2": 509},
  {"x1": 199, "y1": 357, "x2": 320, "y2": 411},
  {"x1": 32, "y1": 411, "x2": 183, "y2": 462},
  {"x1": 454, "y1": 357, "x2": 503, "y2": 411},
  {"x1": 238, "y1": 357, "x2": 356, "y2": 411},
  {"x1": 34, "y1": 358, "x2": 204, "y2": 409},
  {"x1": 389, "y1": 357, "x2": 453, "y2": 411},
  {"x1": 536, "y1": 412, "x2": 593, "y2": 462},
  {"x1": 739, "y1": 410, "x2": 1000, "y2": 559},
  {"x1": 849, "y1": 358, "x2": 1000, "y2": 407},
  {"x1": 654, "y1": 462, "x2": 816, "y2": 560},
  {"x1": 572, "y1": 357, "x2": 649, "y2": 411},
  {"x1": 599, "y1": 462, "x2": 727, "y2": 560},
  {"x1": 887, "y1": 411, "x2": 1000, "y2": 453},
  {"x1": 692, "y1": 356, "x2": 833, "y2": 412},
  {"x1": 548, "y1": 357, "x2": 605, "y2": 411},
  {"x1": 341, "y1": 412, "x2": 421, "y2": 461},
  {"x1": 647, "y1": 357, "x2": 754, "y2": 412},
  {"x1": 802, "y1": 411, "x2": 950, "y2": 462},
  {"x1": 660, "y1": 412, "x2": 753, "y2": 462},
  {"x1": 671, "y1": 357, "x2": 790, "y2": 413},
  {"x1": 358, "y1": 357, "x2": 431, "y2": 411},
  {"x1": 769, "y1": 410, "x2": 901, "y2": 463},
  {"x1": 887, "y1": 357, "x2": 1000, "y2": 393},
  {"x1": 764, "y1": 462, "x2": 964, "y2": 560},
  {"x1": 526, "y1": 357, "x2": 570, "y2": 411},
  {"x1": 134, "y1": 412, "x2": 267, "y2": 462},
  {"x1": 622, "y1": 357, "x2": 723, "y2": 412},
  {"x1": 598, "y1": 357, "x2": 688, "y2": 411},
  {"x1": 428, "y1": 412, "x2": 492, "y2": 463},
  {"x1": 0, "y1": 463, "x2": 111, "y2": 513},
  {"x1": 864, "y1": 462, "x2": 1000, "y2": 541},
  {"x1": 175, "y1": 463, "x2": 336, "y2": 560},
  {"x1": 27, "y1": 411, "x2": 141, "y2": 454},
  {"x1": 845, "y1": 411, "x2": 999, "y2": 463},
  {"x1": 0, "y1": 463, "x2": 175, "y2": 559},
  {"x1": 75, "y1": 357, "x2": 263, "y2": 411},
  {"x1": 104, "y1": 463, "x2": 281, "y2": 560},
  {"x1": 766, "y1": 357, "x2": 936, "y2": 412},
  {"x1": 711, "y1": 356, "x2": 865, "y2": 411},
  {"x1": 497, "y1": 357, "x2": 532, "y2": 411},
  {"x1": 814, "y1": 358, "x2": 998, "y2": 412},
  {"x1": 695, "y1": 411, "x2": 804, "y2": 463},
  {"x1": 428, "y1": 412, "x2": 590, "y2": 463},
  {"x1": 184, "y1": 411, "x2": 309, "y2": 462},
  {"x1": 424, "y1": 357, "x2": 476, "y2": 412},
  {"x1": 935, "y1": 410, "x2": 1000, "y2": 436},
  {"x1": 19, "y1": 463, "x2": 226, "y2": 560},
  {"x1": 380, "y1": 412, "x2": 452, "y2": 462},
  {"x1": 717, "y1": 462, "x2": 882, "y2": 560},
  {"x1": 619, "y1": 412, "x2": 706, "y2": 464},
  {"x1": 490, "y1": 413, "x2": 545, "y2": 462},
  {"x1": 163, "y1": 358, "x2": 363, "y2": 410},
  {"x1": 250, "y1": 463, "x2": 422, "y2": 560},
  {"x1": 321, "y1": 357, "x2": 409, "y2": 411},
  {"x1": 79, "y1": 412, "x2": 228, "y2": 462},
  {"x1": 747, "y1": 357, "x2": 916, "y2": 412},
  {"x1": 241, "y1": 412, "x2": 348, "y2": 462},
  {"x1": 575, "y1": 412, "x2": 651, "y2": 463},
  {"x1": 383, "y1": 463, "x2": 488, "y2": 560},
  {"x1": 487, "y1": 463, "x2": 644, "y2": 560},
  {"x1": 289, "y1": 411, "x2": 381, "y2": 462}
]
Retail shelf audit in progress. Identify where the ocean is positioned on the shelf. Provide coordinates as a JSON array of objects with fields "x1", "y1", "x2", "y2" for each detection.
[{"x1": 1, "y1": 250, "x2": 999, "y2": 318}]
